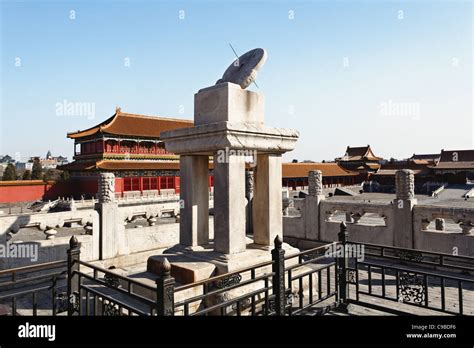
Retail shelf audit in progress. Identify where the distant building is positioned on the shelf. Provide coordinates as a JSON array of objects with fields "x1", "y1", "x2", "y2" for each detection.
[
  {"x1": 282, "y1": 162, "x2": 359, "y2": 189},
  {"x1": 30, "y1": 152, "x2": 68, "y2": 170},
  {"x1": 409, "y1": 153, "x2": 440, "y2": 165},
  {"x1": 432, "y1": 149, "x2": 474, "y2": 183},
  {"x1": 15, "y1": 162, "x2": 33, "y2": 171},
  {"x1": 59, "y1": 107, "x2": 193, "y2": 196},
  {"x1": 336, "y1": 145, "x2": 382, "y2": 180},
  {"x1": 0, "y1": 155, "x2": 15, "y2": 164},
  {"x1": 372, "y1": 149, "x2": 474, "y2": 189},
  {"x1": 54, "y1": 156, "x2": 68, "y2": 166}
]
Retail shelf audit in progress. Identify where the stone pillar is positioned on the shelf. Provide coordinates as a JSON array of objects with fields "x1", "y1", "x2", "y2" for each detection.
[
  {"x1": 253, "y1": 154, "x2": 282, "y2": 248},
  {"x1": 304, "y1": 170, "x2": 325, "y2": 240},
  {"x1": 393, "y1": 170, "x2": 417, "y2": 248},
  {"x1": 179, "y1": 155, "x2": 209, "y2": 247},
  {"x1": 396, "y1": 169, "x2": 415, "y2": 200},
  {"x1": 214, "y1": 154, "x2": 246, "y2": 254},
  {"x1": 245, "y1": 170, "x2": 254, "y2": 235},
  {"x1": 97, "y1": 172, "x2": 119, "y2": 259},
  {"x1": 98, "y1": 173, "x2": 115, "y2": 203},
  {"x1": 308, "y1": 170, "x2": 323, "y2": 197}
]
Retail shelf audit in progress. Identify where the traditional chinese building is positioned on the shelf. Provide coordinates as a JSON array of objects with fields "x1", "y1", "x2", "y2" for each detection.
[
  {"x1": 336, "y1": 145, "x2": 382, "y2": 176},
  {"x1": 59, "y1": 107, "x2": 195, "y2": 197},
  {"x1": 281, "y1": 162, "x2": 359, "y2": 189},
  {"x1": 432, "y1": 149, "x2": 474, "y2": 183},
  {"x1": 59, "y1": 108, "x2": 368, "y2": 198},
  {"x1": 409, "y1": 153, "x2": 440, "y2": 165}
]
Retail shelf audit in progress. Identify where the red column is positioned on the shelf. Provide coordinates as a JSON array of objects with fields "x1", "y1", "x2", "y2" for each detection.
[{"x1": 175, "y1": 176, "x2": 180, "y2": 194}]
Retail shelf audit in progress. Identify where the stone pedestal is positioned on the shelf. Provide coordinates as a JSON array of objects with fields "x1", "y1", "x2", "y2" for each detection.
[
  {"x1": 253, "y1": 154, "x2": 282, "y2": 247},
  {"x1": 194, "y1": 83, "x2": 264, "y2": 126},
  {"x1": 179, "y1": 155, "x2": 209, "y2": 247},
  {"x1": 214, "y1": 155, "x2": 247, "y2": 254},
  {"x1": 161, "y1": 81, "x2": 299, "y2": 263}
]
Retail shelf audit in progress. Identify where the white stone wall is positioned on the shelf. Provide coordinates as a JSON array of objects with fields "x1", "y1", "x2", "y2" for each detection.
[
  {"x1": 283, "y1": 196, "x2": 474, "y2": 256},
  {"x1": 413, "y1": 205, "x2": 474, "y2": 255},
  {"x1": 319, "y1": 200, "x2": 394, "y2": 245},
  {"x1": 0, "y1": 209, "x2": 99, "y2": 268}
]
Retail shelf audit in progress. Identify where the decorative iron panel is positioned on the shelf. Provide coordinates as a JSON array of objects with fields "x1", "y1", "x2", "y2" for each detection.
[{"x1": 398, "y1": 272, "x2": 425, "y2": 305}]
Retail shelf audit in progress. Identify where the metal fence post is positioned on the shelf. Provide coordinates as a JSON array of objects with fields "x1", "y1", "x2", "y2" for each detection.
[
  {"x1": 156, "y1": 258, "x2": 175, "y2": 316},
  {"x1": 67, "y1": 235, "x2": 81, "y2": 316},
  {"x1": 337, "y1": 221, "x2": 350, "y2": 312},
  {"x1": 271, "y1": 235, "x2": 286, "y2": 316}
]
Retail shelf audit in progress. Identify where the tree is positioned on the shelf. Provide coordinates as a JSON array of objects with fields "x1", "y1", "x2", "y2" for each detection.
[
  {"x1": 31, "y1": 159, "x2": 43, "y2": 180},
  {"x1": 22, "y1": 170, "x2": 32, "y2": 180},
  {"x1": 2, "y1": 163, "x2": 17, "y2": 181},
  {"x1": 60, "y1": 170, "x2": 70, "y2": 181},
  {"x1": 43, "y1": 168, "x2": 57, "y2": 181}
]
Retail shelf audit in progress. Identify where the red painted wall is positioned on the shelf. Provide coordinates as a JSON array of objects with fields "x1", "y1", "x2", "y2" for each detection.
[
  {"x1": 0, "y1": 180, "x2": 74, "y2": 203},
  {"x1": 0, "y1": 181, "x2": 49, "y2": 203},
  {"x1": 0, "y1": 175, "x2": 211, "y2": 203}
]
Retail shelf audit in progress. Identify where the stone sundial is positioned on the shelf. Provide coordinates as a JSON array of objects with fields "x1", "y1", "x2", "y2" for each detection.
[{"x1": 216, "y1": 48, "x2": 267, "y2": 89}]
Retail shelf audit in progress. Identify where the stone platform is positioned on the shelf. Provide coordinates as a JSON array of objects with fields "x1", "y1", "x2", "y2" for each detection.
[{"x1": 147, "y1": 237, "x2": 300, "y2": 284}]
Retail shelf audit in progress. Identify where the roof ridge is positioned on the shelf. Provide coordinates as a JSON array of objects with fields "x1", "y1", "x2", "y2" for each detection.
[
  {"x1": 67, "y1": 113, "x2": 116, "y2": 136},
  {"x1": 441, "y1": 149, "x2": 474, "y2": 152},
  {"x1": 117, "y1": 111, "x2": 193, "y2": 123}
]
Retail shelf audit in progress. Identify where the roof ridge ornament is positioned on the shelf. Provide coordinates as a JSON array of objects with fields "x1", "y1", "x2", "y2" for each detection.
[{"x1": 115, "y1": 106, "x2": 121, "y2": 114}]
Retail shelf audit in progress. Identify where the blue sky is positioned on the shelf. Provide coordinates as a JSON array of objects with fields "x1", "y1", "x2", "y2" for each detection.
[{"x1": 1, "y1": 0, "x2": 472, "y2": 162}]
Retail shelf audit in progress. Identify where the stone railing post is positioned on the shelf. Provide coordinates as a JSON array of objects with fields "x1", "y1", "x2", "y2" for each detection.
[
  {"x1": 393, "y1": 170, "x2": 417, "y2": 248},
  {"x1": 271, "y1": 235, "x2": 286, "y2": 316},
  {"x1": 304, "y1": 170, "x2": 325, "y2": 240},
  {"x1": 67, "y1": 235, "x2": 80, "y2": 316},
  {"x1": 156, "y1": 258, "x2": 175, "y2": 316},
  {"x1": 308, "y1": 170, "x2": 323, "y2": 197},
  {"x1": 337, "y1": 222, "x2": 349, "y2": 312},
  {"x1": 96, "y1": 172, "x2": 119, "y2": 259}
]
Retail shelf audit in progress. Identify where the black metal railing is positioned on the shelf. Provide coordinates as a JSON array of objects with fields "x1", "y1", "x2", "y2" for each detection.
[
  {"x1": 67, "y1": 236, "x2": 161, "y2": 316},
  {"x1": 65, "y1": 233, "x2": 343, "y2": 316},
  {"x1": 348, "y1": 241, "x2": 474, "y2": 274},
  {"x1": 346, "y1": 239, "x2": 474, "y2": 315},
  {"x1": 173, "y1": 259, "x2": 274, "y2": 316},
  {"x1": 2, "y1": 222, "x2": 472, "y2": 316},
  {"x1": 0, "y1": 260, "x2": 68, "y2": 315}
]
